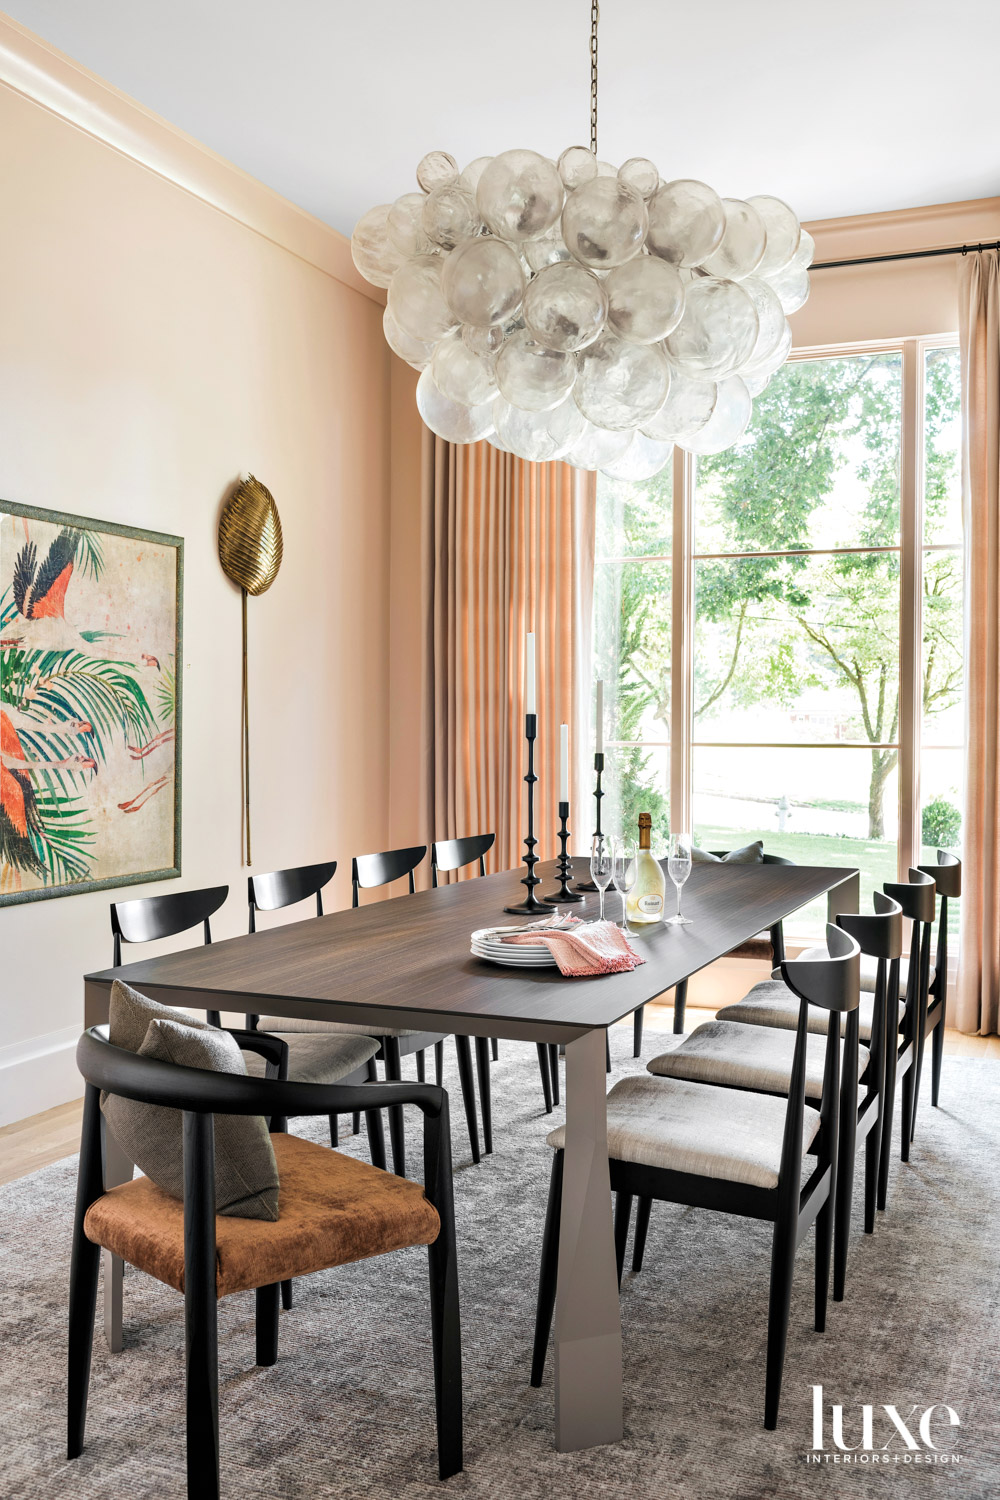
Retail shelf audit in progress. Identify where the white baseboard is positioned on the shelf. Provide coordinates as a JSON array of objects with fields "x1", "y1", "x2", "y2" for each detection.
[{"x1": 0, "y1": 1024, "x2": 83, "y2": 1127}]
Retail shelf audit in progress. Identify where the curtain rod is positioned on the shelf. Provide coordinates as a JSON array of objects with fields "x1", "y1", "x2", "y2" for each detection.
[{"x1": 811, "y1": 241, "x2": 1000, "y2": 271}]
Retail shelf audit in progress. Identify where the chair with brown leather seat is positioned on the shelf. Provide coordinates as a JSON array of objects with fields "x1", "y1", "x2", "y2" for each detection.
[{"x1": 68, "y1": 1027, "x2": 462, "y2": 1498}]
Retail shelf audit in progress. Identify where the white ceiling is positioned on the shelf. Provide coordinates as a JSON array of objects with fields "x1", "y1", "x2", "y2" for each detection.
[{"x1": 6, "y1": 0, "x2": 999, "y2": 236}]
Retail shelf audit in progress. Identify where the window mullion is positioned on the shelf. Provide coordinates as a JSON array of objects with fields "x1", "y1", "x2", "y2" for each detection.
[
  {"x1": 671, "y1": 447, "x2": 694, "y2": 830},
  {"x1": 898, "y1": 339, "x2": 923, "y2": 877}
]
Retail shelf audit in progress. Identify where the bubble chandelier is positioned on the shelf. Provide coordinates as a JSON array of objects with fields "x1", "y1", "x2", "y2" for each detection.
[{"x1": 351, "y1": 2, "x2": 813, "y2": 478}]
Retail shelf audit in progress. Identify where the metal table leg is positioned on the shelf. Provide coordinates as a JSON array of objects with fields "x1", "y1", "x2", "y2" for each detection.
[
  {"x1": 554, "y1": 1027, "x2": 623, "y2": 1451},
  {"x1": 100, "y1": 1119, "x2": 134, "y2": 1352}
]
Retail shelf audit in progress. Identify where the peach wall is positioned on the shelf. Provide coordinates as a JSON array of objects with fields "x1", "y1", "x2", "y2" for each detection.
[{"x1": 0, "y1": 72, "x2": 392, "y2": 1123}]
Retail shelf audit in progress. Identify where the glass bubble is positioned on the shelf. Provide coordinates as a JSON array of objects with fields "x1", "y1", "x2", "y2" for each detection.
[
  {"x1": 646, "y1": 179, "x2": 725, "y2": 268},
  {"x1": 522, "y1": 261, "x2": 608, "y2": 352},
  {"x1": 743, "y1": 320, "x2": 793, "y2": 384},
  {"x1": 388, "y1": 255, "x2": 458, "y2": 343},
  {"x1": 562, "y1": 420, "x2": 632, "y2": 471},
  {"x1": 792, "y1": 228, "x2": 816, "y2": 269},
  {"x1": 765, "y1": 261, "x2": 810, "y2": 315},
  {"x1": 492, "y1": 393, "x2": 587, "y2": 462},
  {"x1": 476, "y1": 149, "x2": 564, "y2": 242},
  {"x1": 743, "y1": 371, "x2": 770, "y2": 398},
  {"x1": 441, "y1": 236, "x2": 525, "y2": 327},
  {"x1": 462, "y1": 322, "x2": 506, "y2": 357},
  {"x1": 351, "y1": 204, "x2": 404, "y2": 289},
  {"x1": 388, "y1": 192, "x2": 432, "y2": 258},
  {"x1": 416, "y1": 368, "x2": 495, "y2": 444},
  {"x1": 416, "y1": 151, "x2": 459, "y2": 193},
  {"x1": 664, "y1": 277, "x2": 759, "y2": 380},
  {"x1": 641, "y1": 368, "x2": 715, "y2": 442},
  {"x1": 525, "y1": 228, "x2": 573, "y2": 272},
  {"x1": 681, "y1": 376, "x2": 752, "y2": 455},
  {"x1": 383, "y1": 308, "x2": 435, "y2": 370},
  {"x1": 495, "y1": 328, "x2": 577, "y2": 411},
  {"x1": 749, "y1": 195, "x2": 801, "y2": 276},
  {"x1": 601, "y1": 432, "x2": 674, "y2": 481},
  {"x1": 595, "y1": 160, "x2": 618, "y2": 177},
  {"x1": 618, "y1": 157, "x2": 659, "y2": 199},
  {"x1": 562, "y1": 177, "x2": 647, "y2": 269},
  {"x1": 699, "y1": 199, "x2": 767, "y2": 280},
  {"x1": 605, "y1": 256, "x2": 685, "y2": 344},
  {"x1": 558, "y1": 145, "x2": 598, "y2": 190},
  {"x1": 432, "y1": 331, "x2": 498, "y2": 406},
  {"x1": 739, "y1": 277, "x2": 787, "y2": 369},
  {"x1": 459, "y1": 156, "x2": 493, "y2": 193},
  {"x1": 575, "y1": 334, "x2": 670, "y2": 430},
  {"x1": 422, "y1": 184, "x2": 481, "y2": 250}
]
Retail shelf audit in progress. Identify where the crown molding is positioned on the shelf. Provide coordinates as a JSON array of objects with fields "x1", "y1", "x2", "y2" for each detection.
[
  {"x1": 805, "y1": 195, "x2": 1000, "y2": 262},
  {"x1": 0, "y1": 12, "x2": 382, "y2": 303}
]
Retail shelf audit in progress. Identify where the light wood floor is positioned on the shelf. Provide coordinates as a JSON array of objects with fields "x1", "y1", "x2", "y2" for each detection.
[{"x1": 3, "y1": 989, "x2": 997, "y2": 1187}]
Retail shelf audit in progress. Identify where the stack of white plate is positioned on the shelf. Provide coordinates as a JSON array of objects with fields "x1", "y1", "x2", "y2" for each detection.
[{"x1": 470, "y1": 926, "x2": 559, "y2": 968}]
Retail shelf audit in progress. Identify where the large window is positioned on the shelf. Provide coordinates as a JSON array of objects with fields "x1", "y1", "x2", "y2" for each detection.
[{"x1": 594, "y1": 340, "x2": 964, "y2": 939}]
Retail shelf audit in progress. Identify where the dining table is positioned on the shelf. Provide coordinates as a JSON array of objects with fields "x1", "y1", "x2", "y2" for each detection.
[{"x1": 84, "y1": 855, "x2": 859, "y2": 1453}]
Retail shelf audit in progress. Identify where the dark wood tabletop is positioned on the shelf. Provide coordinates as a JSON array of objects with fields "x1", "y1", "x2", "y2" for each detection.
[{"x1": 84, "y1": 859, "x2": 857, "y2": 1043}]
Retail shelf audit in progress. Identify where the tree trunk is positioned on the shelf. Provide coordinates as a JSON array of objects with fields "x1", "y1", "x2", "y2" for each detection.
[{"x1": 867, "y1": 748, "x2": 898, "y2": 840}]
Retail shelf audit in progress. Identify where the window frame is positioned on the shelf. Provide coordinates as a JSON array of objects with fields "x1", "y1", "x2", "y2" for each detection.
[{"x1": 597, "y1": 334, "x2": 962, "y2": 905}]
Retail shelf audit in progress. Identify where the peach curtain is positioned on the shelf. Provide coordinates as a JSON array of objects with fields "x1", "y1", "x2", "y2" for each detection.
[
  {"x1": 422, "y1": 432, "x2": 596, "y2": 878},
  {"x1": 956, "y1": 250, "x2": 1000, "y2": 1034}
]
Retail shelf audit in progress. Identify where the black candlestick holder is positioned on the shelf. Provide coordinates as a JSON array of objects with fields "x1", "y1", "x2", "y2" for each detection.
[
  {"x1": 544, "y1": 800, "x2": 584, "y2": 904},
  {"x1": 504, "y1": 713, "x2": 556, "y2": 917},
  {"x1": 575, "y1": 751, "x2": 605, "y2": 892}
]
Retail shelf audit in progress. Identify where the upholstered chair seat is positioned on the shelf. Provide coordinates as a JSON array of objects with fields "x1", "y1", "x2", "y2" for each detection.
[
  {"x1": 859, "y1": 951, "x2": 932, "y2": 996},
  {"x1": 547, "y1": 1073, "x2": 821, "y2": 1191},
  {"x1": 717, "y1": 978, "x2": 899, "y2": 1043},
  {"x1": 243, "y1": 1030, "x2": 378, "y2": 1085},
  {"x1": 646, "y1": 1020, "x2": 870, "y2": 1103},
  {"x1": 84, "y1": 1131, "x2": 440, "y2": 1299}
]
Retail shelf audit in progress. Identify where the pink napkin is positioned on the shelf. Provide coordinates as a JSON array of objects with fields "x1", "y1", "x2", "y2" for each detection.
[{"x1": 507, "y1": 919, "x2": 646, "y2": 977}]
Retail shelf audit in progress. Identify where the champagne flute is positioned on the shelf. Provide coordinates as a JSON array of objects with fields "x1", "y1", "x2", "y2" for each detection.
[
  {"x1": 612, "y1": 835, "x2": 637, "y2": 928},
  {"x1": 665, "y1": 831, "x2": 693, "y2": 925},
  {"x1": 590, "y1": 833, "x2": 613, "y2": 924}
]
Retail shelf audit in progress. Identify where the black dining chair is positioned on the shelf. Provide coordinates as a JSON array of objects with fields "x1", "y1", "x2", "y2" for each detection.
[
  {"x1": 631, "y1": 849, "x2": 793, "y2": 1054},
  {"x1": 913, "y1": 849, "x2": 962, "y2": 1124},
  {"x1": 531, "y1": 924, "x2": 861, "y2": 1430},
  {"x1": 648, "y1": 894, "x2": 902, "y2": 1303},
  {"x1": 242, "y1": 861, "x2": 386, "y2": 1169},
  {"x1": 877, "y1": 867, "x2": 937, "y2": 1184},
  {"x1": 68, "y1": 1027, "x2": 462, "y2": 1496},
  {"x1": 251, "y1": 849, "x2": 483, "y2": 1176},
  {"x1": 431, "y1": 832, "x2": 559, "y2": 1130},
  {"x1": 111, "y1": 886, "x2": 229, "y2": 1025}
]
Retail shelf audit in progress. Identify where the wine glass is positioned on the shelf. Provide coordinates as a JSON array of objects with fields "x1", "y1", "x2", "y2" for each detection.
[
  {"x1": 665, "y1": 831, "x2": 693, "y2": 925},
  {"x1": 590, "y1": 833, "x2": 613, "y2": 923},
  {"x1": 612, "y1": 835, "x2": 637, "y2": 928}
]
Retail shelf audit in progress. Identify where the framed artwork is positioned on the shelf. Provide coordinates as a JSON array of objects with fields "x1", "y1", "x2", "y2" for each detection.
[{"x1": 0, "y1": 500, "x2": 182, "y2": 906}]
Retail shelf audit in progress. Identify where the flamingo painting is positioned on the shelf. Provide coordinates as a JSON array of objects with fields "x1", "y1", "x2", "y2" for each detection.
[{"x1": 1, "y1": 500, "x2": 181, "y2": 903}]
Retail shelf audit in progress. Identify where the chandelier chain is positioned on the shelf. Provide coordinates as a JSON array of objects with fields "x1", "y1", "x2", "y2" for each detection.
[{"x1": 590, "y1": 0, "x2": 599, "y2": 156}]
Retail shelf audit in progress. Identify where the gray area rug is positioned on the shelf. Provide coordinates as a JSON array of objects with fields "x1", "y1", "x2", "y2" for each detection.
[{"x1": 1, "y1": 1041, "x2": 998, "y2": 1500}]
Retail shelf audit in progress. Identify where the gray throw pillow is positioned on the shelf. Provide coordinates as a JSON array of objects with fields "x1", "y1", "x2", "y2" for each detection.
[
  {"x1": 101, "y1": 982, "x2": 279, "y2": 1220},
  {"x1": 691, "y1": 840, "x2": 765, "y2": 865},
  {"x1": 105, "y1": 978, "x2": 214, "y2": 1053}
]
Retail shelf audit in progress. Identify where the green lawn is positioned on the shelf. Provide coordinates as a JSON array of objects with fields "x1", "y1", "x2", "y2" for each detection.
[{"x1": 693, "y1": 822, "x2": 955, "y2": 940}]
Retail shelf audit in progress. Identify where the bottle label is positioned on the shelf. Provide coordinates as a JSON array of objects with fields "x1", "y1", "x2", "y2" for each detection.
[{"x1": 638, "y1": 893, "x2": 663, "y2": 915}]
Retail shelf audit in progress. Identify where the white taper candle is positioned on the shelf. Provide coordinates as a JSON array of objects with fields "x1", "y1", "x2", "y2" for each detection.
[
  {"x1": 559, "y1": 723, "x2": 569, "y2": 801},
  {"x1": 596, "y1": 679, "x2": 604, "y2": 753},
  {"x1": 526, "y1": 632, "x2": 536, "y2": 716}
]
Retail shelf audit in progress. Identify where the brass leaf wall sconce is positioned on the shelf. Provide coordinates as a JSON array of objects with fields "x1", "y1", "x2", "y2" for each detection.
[{"x1": 218, "y1": 474, "x2": 283, "y2": 864}]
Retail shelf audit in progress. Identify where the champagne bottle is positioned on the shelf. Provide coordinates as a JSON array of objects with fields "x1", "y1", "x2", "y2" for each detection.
[{"x1": 626, "y1": 812, "x2": 665, "y2": 924}]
